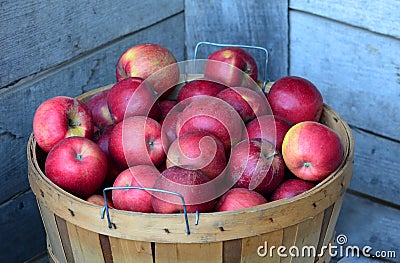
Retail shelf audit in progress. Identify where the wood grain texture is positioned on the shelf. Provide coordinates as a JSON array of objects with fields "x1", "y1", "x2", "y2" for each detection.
[
  {"x1": 291, "y1": 212, "x2": 324, "y2": 263},
  {"x1": 66, "y1": 222, "x2": 105, "y2": 263},
  {"x1": 184, "y1": 0, "x2": 289, "y2": 81},
  {"x1": 0, "y1": 190, "x2": 46, "y2": 263},
  {"x1": 241, "y1": 229, "x2": 283, "y2": 262},
  {"x1": 350, "y1": 127, "x2": 400, "y2": 205},
  {"x1": 155, "y1": 242, "x2": 223, "y2": 263},
  {"x1": 290, "y1": 0, "x2": 400, "y2": 39},
  {"x1": 0, "y1": 0, "x2": 184, "y2": 88},
  {"x1": 0, "y1": 135, "x2": 29, "y2": 204},
  {"x1": 38, "y1": 201, "x2": 68, "y2": 263},
  {"x1": 289, "y1": 11, "x2": 400, "y2": 141},
  {"x1": 335, "y1": 193, "x2": 400, "y2": 260},
  {"x1": 0, "y1": 14, "x2": 185, "y2": 205},
  {"x1": 108, "y1": 237, "x2": 153, "y2": 262}
]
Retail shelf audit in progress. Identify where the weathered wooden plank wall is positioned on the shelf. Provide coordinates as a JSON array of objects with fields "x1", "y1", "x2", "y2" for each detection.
[
  {"x1": 0, "y1": 1, "x2": 185, "y2": 262},
  {"x1": 289, "y1": 0, "x2": 400, "y2": 260},
  {"x1": 185, "y1": 0, "x2": 289, "y2": 81}
]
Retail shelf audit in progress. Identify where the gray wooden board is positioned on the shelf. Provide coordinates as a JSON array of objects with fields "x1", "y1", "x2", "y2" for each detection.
[
  {"x1": 290, "y1": 0, "x2": 400, "y2": 39},
  {"x1": 335, "y1": 193, "x2": 400, "y2": 262},
  {"x1": 0, "y1": 0, "x2": 184, "y2": 88},
  {"x1": 289, "y1": 10, "x2": 400, "y2": 141},
  {"x1": 184, "y1": 0, "x2": 289, "y2": 82},
  {"x1": 0, "y1": 14, "x2": 185, "y2": 204},
  {"x1": 349, "y1": 127, "x2": 400, "y2": 205},
  {"x1": 0, "y1": 190, "x2": 46, "y2": 263}
]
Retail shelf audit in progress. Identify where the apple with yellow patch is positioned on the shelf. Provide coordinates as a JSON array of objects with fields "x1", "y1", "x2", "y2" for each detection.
[
  {"x1": 116, "y1": 43, "x2": 179, "y2": 98},
  {"x1": 282, "y1": 121, "x2": 344, "y2": 181}
]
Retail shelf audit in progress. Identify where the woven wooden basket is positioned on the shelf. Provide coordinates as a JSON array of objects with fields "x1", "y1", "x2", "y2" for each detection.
[{"x1": 27, "y1": 79, "x2": 354, "y2": 263}]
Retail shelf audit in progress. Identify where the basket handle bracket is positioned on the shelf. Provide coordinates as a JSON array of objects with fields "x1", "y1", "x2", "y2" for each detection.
[{"x1": 101, "y1": 186, "x2": 198, "y2": 235}]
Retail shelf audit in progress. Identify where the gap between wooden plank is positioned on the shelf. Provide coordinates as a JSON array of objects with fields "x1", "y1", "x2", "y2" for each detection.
[
  {"x1": 346, "y1": 189, "x2": 400, "y2": 211},
  {"x1": 0, "y1": 11, "x2": 184, "y2": 93}
]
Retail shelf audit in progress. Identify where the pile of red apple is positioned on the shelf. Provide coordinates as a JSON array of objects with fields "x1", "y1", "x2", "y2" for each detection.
[{"x1": 33, "y1": 43, "x2": 344, "y2": 214}]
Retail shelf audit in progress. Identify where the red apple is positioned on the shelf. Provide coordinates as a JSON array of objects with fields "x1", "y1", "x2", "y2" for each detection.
[
  {"x1": 86, "y1": 194, "x2": 115, "y2": 208},
  {"x1": 270, "y1": 179, "x2": 315, "y2": 201},
  {"x1": 95, "y1": 125, "x2": 124, "y2": 186},
  {"x1": 176, "y1": 96, "x2": 243, "y2": 151},
  {"x1": 215, "y1": 188, "x2": 267, "y2": 212},
  {"x1": 152, "y1": 166, "x2": 216, "y2": 213},
  {"x1": 116, "y1": 43, "x2": 179, "y2": 98},
  {"x1": 33, "y1": 96, "x2": 94, "y2": 152},
  {"x1": 216, "y1": 86, "x2": 270, "y2": 122},
  {"x1": 85, "y1": 89, "x2": 114, "y2": 129},
  {"x1": 45, "y1": 136, "x2": 107, "y2": 197},
  {"x1": 159, "y1": 99, "x2": 177, "y2": 119},
  {"x1": 204, "y1": 47, "x2": 258, "y2": 87},
  {"x1": 227, "y1": 138, "x2": 285, "y2": 196},
  {"x1": 177, "y1": 79, "x2": 227, "y2": 106},
  {"x1": 282, "y1": 121, "x2": 344, "y2": 181},
  {"x1": 267, "y1": 76, "x2": 323, "y2": 124},
  {"x1": 160, "y1": 109, "x2": 181, "y2": 145},
  {"x1": 108, "y1": 116, "x2": 168, "y2": 168},
  {"x1": 166, "y1": 131, "x2": 227, "y2": 179},
  {"x1": 107, "y1": 77, "x2": 160, "y2": 123},
  {"x1": 245, "y1": 115, "x2": 293, "y2": 151},
  {"x1": 112, "y1": 165, "x2": 160, "y2": 213}
]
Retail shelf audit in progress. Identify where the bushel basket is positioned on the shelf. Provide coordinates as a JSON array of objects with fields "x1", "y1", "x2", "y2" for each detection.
[{"x1": 27, "y1": 78, "x2": 354, "y2": 263}]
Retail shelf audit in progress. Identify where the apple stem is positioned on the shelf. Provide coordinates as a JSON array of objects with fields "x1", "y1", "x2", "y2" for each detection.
[
  {"x1": 69, "y1": 118, "x2": 81, "y2": 127},
  {"x1": 76, "y1": 153, "x2": 83, "y2": 161},
  {"x1": 303, "y1": 162, "x2": 311, "y2": 168}
]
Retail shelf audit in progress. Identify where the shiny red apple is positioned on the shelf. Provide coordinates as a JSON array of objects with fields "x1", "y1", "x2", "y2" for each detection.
[
  {"x1": 85, "y1": 89, "x2": 114, "y2": 129},
  {"x1": 116, "y1": 43, "x2": 179, "y2": 98},
  {"x1": 45, "y1": 136, "x2": 107, "y2": 197},
  {"x1": 216, "y1": 86, "x2": 270, "y2": 122},
  {"x1": 270, "y1": 179, "x2": 315, "y2": 201},
  {"x1": 108, "y1": 116, "x2": 168, "y2": 168},
  {"x1": 204, "y1": 47, "x2": 258, "y2": 87},
  {"x1": 215, "y1": 188, "x2": 267, "y2": 212},
  {"x1": 112, "y1": 165, "x2": 160, "y2": 213},
  {"x1": 107, "y1": 77, "x2": 160, "y2": 123},
  {"x1": 177, "y1": 79, "x2": 227, "y2": 106},
  {"x1": 267, "y1": 76, "x2": 323, "y2": 124},
  {"x1": 227, "y1": 138, "x2": 285, "y2": 196},
  {"x1": 245, "y1": 115, "x2": 293, "y2": 151},
  {"x1": 176, "y1": 96, "x2": 243, "y2": 151},
  {"x1": 95, "y1": 124, "x2": 124, "y2": 186},
  {"x1": 33, "y1": 96, "x2": 94, "y2": 152},
  {"x1": 166, "y1": 131, "x2": 226, "y2": 179},
  {"x1": 282, "y1": 121, "x2": 344, "y2": 181},
  {"x1": 152, "y1": 166, "x2": 216, "y2": 213}
]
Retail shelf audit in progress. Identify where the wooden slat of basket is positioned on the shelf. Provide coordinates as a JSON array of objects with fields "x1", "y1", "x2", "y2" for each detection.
[
  {"x1": 108, "y1": 236, "x2": 153, "y2": 262},
  {"x1": 37, "y1": 201, "x2": 68, "y2": 263},
  {"x1": 321, "y1": 191, "x2": 346, "y2": 249},
  {"x1": 154, "y1": 242, "x2": 223, "y2": 263},
  {"x1": 241, "y1": 229, "x2": 283, "y2": 263},
  {"x1": 223, "y1": 239, "x2": 242, "y2": 262},
  {"x1": 291, "y1": 212, "x2": 325, "y2": 263},
  {"x1": 280, "y1": 224, "x2": 298, "y2": 263},
  {"x1": 66, "y1": 221, "x2": 105, "y2": 263}
]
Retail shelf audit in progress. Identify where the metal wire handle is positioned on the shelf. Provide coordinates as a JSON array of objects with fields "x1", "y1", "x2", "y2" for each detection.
[
  {"x1": 193, "y1": 41, "x2": 269, "y2": 91},
  {"x1": 101, "y1": 186, "x2": 199, "y2": 235}
]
